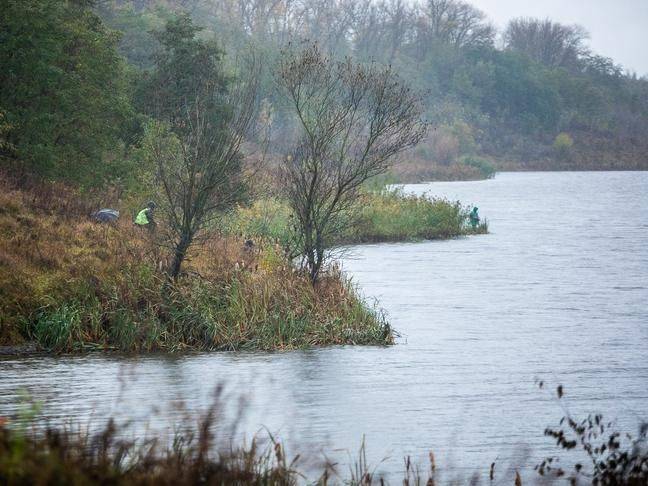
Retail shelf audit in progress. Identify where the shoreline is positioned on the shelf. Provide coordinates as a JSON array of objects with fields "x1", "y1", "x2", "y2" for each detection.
[
  {"x1": 399, "y1": 167, "x2": 648, "y2": 184},
  {"x1": 0, "y1": 344, "x2": 44, "y2": 358},
  {"x1": 1, "y1": 178, "x2": 483, "y2": 355}
]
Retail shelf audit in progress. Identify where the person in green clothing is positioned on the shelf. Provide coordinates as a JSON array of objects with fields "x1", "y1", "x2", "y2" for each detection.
[
  {"x1": 469, "y1": 206, "x2": 480, "y2": 229},
  {"x1": 134, "y1": 201, "x2": 156, "y2": 230}
]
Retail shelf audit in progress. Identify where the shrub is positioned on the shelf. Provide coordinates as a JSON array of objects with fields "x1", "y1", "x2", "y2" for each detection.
[
  {"x1": 459, "y1": 155, "x2": 496, "y2": 179},
  {"x1": 428, "y1": 126, "x2": 460, "y2": 165},
  {"x1": 538, "y1": 385, "x2": 648, "y2": 484},
  {"x1": 553, "y1": 132, "x2": 574, "y2": 160},
  {"x1": 221, "y1": 199, "x2": 294, "y2": 248}
]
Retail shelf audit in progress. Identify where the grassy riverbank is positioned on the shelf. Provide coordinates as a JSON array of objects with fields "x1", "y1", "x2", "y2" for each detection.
[
  {"x1": 0, "y1": 173, "x2": 485, "y2": 353},
  {"x1": 224, "y1": 189, "x2": 487, "y2": 248},
  {"x1": 0, "y1": 176, "x2": 391, "y2": 352},
  {"x1": 392, "y1": 155, "x2": 497, "y2": 182}
]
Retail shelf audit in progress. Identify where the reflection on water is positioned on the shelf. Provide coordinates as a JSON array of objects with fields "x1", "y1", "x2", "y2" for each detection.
[{"x1": 1, "y1": 172, "x2": 647, "y2": 478}]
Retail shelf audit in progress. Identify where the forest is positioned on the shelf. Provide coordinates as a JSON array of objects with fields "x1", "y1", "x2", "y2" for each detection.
[
  {"x1": 99, "y1": 0, "x2": 648, "y2": 178},
  {"x1": 3, "y1": 0, "x2": 648, "y2": 188}
]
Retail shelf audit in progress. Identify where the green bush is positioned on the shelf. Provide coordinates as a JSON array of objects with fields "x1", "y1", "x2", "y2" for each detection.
[
  {"x1": 459, "y1": 155, "x2": 496, "y2": 179},
  {"x1": 221, "y1": 199, "x2": 295, "y2": 247},
  {"x1": 0, "y1": 0, "x2": 136, "y2": 185},
  {"x1": 553, "y1": 132, "x2": 574, "y2": 160}
]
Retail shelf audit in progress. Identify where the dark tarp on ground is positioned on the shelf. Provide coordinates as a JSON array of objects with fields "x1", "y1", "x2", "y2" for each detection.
[{"x1": 92, "y1": 208, "x2": 119, "y2": 222}]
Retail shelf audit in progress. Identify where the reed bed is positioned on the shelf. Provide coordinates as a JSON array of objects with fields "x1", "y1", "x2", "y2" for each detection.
[
  {"x1": 1, "y1": 385, "x2": 645, "y2": 484},
  {"x1": 223, "y1": 190, "x2": 487, "y2": 248},
  {"x1": 0, "y1": 175, "x2": 391, "y2": 351},
  {"x1": 348, "y1": 190, "x2": 488, "y2": 243}
]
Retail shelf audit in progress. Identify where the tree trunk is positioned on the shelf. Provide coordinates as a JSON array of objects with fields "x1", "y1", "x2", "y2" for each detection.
[
  {"x1": 307, "y1": 247, "x2": 318, "y2": 284},
  {"x1": 169, "y1": 233, "x2": 192, "y2": 279},
  {"x1": 307, "y1": 233, "x2": 324, "y2": 285}
]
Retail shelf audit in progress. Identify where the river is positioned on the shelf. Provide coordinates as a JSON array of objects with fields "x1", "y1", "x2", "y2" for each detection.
[{"x1": 1, "y1": 172, "x2": 647, "y2": 480}]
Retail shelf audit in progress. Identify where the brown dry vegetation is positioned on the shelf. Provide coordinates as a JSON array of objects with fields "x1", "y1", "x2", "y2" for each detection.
[
  {"x1": 0, "y1": 173, "x2": 391, "y2": 351},
  {"x1": 2, "y1": 385, "x2": 645, "y2": 484},
  {"x1": 392, "y1": 159, "x2": 494, "y2": 182}
]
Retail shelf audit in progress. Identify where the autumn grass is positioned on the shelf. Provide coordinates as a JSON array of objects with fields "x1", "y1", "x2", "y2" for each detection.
[
  {"x1": 347, "y1": 189, "x2": 488, "y2": 242},
  {"x1": 0, "y1": 174, "x2": 391, "y2": 351},
  {"x1": 391, "y1": 155, "x2": 497, "y2": 182},
  {"x1": 0, "y1": 409, "x2": 305, "y2": 485},
  {"x1": 223, "y1": 189, "x2": 487, "y2": 247},
  {"x1": 0, "y1": 408, "x2": 430, "y2": 485},
  {"x1": 3, "y1": 385, "x2": 644, "y2": 484}
]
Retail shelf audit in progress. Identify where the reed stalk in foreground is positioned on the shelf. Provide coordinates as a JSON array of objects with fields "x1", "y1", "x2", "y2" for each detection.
[{"x1": 1, "y1": 386, "x2": 645, "y2": 485}]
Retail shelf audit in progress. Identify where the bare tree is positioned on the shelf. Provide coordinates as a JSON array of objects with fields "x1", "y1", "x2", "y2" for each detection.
[
  {"x1": 413, "y1": 0, "x2": 495, "y2": 57},
  {"x1": 146, "y1": 86, "x2": 259, "y2": 278},
  {"x1": 143, "y1": 16, "x2": 261, "y2": 279},
  {"x1": 503, "y1": 18, "x2": 590, "y2": 70},
  {"x1": 354, "y1": 0, "x2": 413, "y2": 63},
  {"x1": 276, "y1": 44, "x2": 427, "y2": 283}
]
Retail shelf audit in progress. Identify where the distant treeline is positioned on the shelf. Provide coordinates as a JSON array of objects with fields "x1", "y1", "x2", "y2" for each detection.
[
  {"x1": 99, "y1": 0, "x2": 648, "y2": 173},
  {"x1": 2, "y1": 0, "x2": 647, "y2": 187}
]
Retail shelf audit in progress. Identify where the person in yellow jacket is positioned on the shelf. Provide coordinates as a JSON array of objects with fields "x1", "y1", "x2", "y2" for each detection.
[{"x1": 134, "y1": 201, "x2": 156, "y2": 230}]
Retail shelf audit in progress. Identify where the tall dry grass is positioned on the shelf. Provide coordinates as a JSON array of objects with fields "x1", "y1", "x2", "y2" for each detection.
[
  {"x1": 223, "y1": 190, "x2": 487, "y2": 249},
  {"x1": 3, "y1": 385, "x2": 644, "y2": 484},
  {"x1": 0, "y1": 173, "x2": 391, "y2": 351}
]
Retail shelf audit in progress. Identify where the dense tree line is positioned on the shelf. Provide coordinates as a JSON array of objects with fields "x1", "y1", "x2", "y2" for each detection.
[
  {"x1": 2, "y1": 0, "x2": 647, "y2": 188},
  {"x1": 0, "y1": 0, "x2": 136, "y2": 183},
  {"x1": 98, "y1": 0, "x2": 648, "y2": 169}
]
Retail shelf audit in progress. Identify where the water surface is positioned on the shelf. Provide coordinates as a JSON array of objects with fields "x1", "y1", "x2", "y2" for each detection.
[{"x1": 2, "y1": 172, "x2": 647, "y2": 479}]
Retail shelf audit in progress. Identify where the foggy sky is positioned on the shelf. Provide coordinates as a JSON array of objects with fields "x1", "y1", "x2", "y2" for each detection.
[{"x1": 469, "y1": 0, "x2": 648, "y2": 76}]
